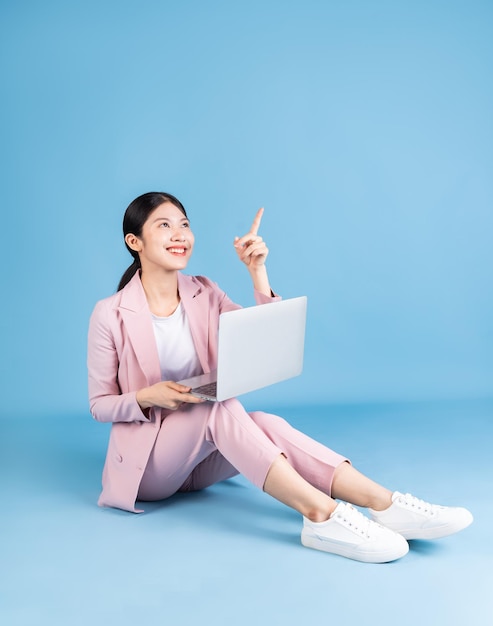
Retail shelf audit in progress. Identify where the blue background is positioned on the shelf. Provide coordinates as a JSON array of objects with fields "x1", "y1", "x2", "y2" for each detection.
[
  {"x1": 1, "y1": 3, "x2": 493, "y2": 625},
  {"x1": 1, "y1": 0, "x2": 492, "y2": 416}
]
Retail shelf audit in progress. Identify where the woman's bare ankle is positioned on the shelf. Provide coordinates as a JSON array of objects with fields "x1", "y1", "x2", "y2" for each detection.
[
  {"x1": 369, "y1": 491, "x2": 393, "y2": 511},
  {"x1": 305, "y1": 501, "x2": 338, "y2": 523}
]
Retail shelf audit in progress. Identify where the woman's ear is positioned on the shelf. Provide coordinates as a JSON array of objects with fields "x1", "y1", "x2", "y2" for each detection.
[{"x1": 125, "y1": 233, "x2": 142, "y2": 252}]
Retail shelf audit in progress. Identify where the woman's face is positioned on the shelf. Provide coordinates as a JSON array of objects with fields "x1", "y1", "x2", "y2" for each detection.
[{"x1": 126, "y1": 201, "x2": 195, "y2": 273}]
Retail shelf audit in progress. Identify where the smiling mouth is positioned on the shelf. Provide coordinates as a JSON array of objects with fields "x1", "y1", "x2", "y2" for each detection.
[{"x1": 167, "y1": 247, "x2": 187, "y2": 255}]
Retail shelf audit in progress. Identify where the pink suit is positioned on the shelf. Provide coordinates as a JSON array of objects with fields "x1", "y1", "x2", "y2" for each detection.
[{"x1": 87, "y1": 271, "x2": 347, "y2": 513}]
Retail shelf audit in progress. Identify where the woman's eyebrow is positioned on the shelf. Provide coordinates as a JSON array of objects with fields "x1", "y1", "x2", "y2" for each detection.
[{"x1": 151, "y1": 215, "x2": 188, "y2": 223}]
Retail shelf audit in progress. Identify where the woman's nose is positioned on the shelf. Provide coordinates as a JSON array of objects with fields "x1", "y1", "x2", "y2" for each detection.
[{"x1": 171, "y1": 227, "x2": 185, "y2": 241}]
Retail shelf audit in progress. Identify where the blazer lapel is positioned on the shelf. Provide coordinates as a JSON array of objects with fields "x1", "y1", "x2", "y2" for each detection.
[
  {"x1": 118, "y1": 272, "x2": 213, "y2": 385},
  {"x1": 178, "y1": 273, "x2": 211, "y2": 374},
  {"x1": 118, "y1": 272, "x2": 161, "y2": 386}
]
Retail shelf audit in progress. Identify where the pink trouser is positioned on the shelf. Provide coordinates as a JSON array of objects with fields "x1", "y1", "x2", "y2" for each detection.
[{"x1": 137, "y1": 398, "x2": 348, "y2": 501}]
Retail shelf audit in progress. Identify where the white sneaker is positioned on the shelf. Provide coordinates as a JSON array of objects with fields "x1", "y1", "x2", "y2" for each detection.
[
  {"x1": 301, "y1": 502, "x2": 409, "y2": 563},
  {"x1": 369, "y1": 492, "x2": 474, "y2": 540}
]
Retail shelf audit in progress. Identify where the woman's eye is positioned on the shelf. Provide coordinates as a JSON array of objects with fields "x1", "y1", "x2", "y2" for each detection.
[
  {"x1": 159, "y1": 222, "x2": 170, "y2": 228},
  {"x1": 182, "y1": 222, "x2": 190, "y2": 228}
]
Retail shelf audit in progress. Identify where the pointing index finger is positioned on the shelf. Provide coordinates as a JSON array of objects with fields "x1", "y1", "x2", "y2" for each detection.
[{"x1": 250, "y1": 207, "x2": 264, "y2": 235}]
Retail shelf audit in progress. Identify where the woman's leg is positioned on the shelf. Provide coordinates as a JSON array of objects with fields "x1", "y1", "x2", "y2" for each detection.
[
  {"x1": 138, "y1": 400, "x2": 409, "y2": 563},
  {"x1": 242, "y1": 408, "x2": 472, "y2": 546},
  {"x1": 138, "y1": 400, "x2": 285, "y2": 501},
  {"x1": 178, "y1": 450, "x2": 239, "y2": 493},
  {"x1": 331, "y1": 462, "x2": 393, "y2": 511},
  {"x1": 139, "y1": 399, "x2": 469, "y2": 562},
  {"x1": 248, "y1": 414, "x2": 408, "y2": 563},
  {"x1": 263, "y1": 454, "x2": 337, "y2": 522},
  {"x1": 207, "y1": 401, "x2": 382, "y2": 522},
  {"x1": 208, "y1": 402, "x2": 349, "y2": 496},
  {"x1": 246, "y1": 410, "x2": 391, "y2": 519},
  {"x1": 138, "y1": 403, "x2": 231, "y2": 501},
  {"x1": 140, "y1": 399, "x2": 391, "y2": 518}
]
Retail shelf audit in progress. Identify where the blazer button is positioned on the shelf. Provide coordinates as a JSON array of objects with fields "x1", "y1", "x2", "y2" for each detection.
[{"x1": 115, "y1": 454, "x2": 123, "y2": 463}]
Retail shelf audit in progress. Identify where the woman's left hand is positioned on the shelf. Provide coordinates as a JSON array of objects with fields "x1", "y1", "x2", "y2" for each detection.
[{"x1": 233, "y1": 208, "x2": 269, "y2": 269}]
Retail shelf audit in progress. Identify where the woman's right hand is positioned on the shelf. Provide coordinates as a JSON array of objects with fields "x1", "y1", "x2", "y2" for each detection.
[{"x1": 136, "y1": 381, "x2": 206, "y2": 411}]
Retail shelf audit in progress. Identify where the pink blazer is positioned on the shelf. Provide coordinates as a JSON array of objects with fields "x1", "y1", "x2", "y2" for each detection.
[{"x1": 87, "y1": 270, "x2": 280, "y2": 512}]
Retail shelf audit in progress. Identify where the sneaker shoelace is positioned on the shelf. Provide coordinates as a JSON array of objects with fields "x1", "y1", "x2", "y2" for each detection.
[
  {"x1": 336, "y1": 504, "x2": 376, "y2": 538},
  {"x1": 396, "y1": 493, "x2": 439, "y2": 517}
]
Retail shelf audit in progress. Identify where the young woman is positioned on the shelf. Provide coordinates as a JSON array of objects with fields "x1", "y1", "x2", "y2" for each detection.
[{"x1": 87, "y1": 192, "x2": 473, "y2": 563}]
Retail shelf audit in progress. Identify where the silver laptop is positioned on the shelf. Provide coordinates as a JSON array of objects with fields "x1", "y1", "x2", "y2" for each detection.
[{"x1": 178, "y1": 296, "x2": 307, "y2": 401}]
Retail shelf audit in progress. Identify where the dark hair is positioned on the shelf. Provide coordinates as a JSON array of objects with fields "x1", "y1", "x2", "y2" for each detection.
[{"x1": 117, "y1": 192, "x2": 188, "y2": 291}]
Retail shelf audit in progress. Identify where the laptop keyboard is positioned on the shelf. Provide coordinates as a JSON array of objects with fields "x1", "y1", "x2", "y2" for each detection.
[{"x1": 193, "y1": 382, "x2": 217, "y2": 397}]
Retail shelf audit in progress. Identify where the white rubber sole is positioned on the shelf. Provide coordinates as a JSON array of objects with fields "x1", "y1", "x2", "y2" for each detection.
[
  {"x1": 377, "y1": 509, "x2": 474, "y2": 540},
  {"x1": 301, "y1": 531, "x2": 409, "y2": 563}
]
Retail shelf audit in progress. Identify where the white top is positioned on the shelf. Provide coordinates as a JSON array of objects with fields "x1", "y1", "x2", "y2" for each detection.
[{"x1": 151, "y1": 302, "x2": 202, "y2": 381}]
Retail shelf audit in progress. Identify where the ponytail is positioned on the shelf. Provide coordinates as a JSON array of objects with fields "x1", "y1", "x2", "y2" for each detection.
[{"x1": 117, "y1": 257, "x2": 141, "y2": 291}]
